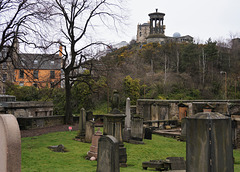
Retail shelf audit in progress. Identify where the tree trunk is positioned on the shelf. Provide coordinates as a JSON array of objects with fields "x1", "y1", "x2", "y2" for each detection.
[
  {"x1": 65, "y1": 72, "x2": 73, "y2": 124},
  {"x1": 164, "y1": 53, "x2": 167, "y2": 85},
  {"x1": 202, "y1": 48, "x2": 206, "y2": 88},
  {"x1": 176, "y1": 49, "x2": 179, "y2": 74}
]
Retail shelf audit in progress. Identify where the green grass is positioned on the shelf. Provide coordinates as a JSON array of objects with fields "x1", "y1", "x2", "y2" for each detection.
[{"x1": 22, "y1": 131, "x2": 240, "y2": 171}]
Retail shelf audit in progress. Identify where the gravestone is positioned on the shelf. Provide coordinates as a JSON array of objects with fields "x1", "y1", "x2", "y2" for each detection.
[
  {"x1": 130, "y1": 114, "x2": 144, "y2": 144},
  {"x1": 123, "y1": 97, "x2": 131, "y2": 142},
  {"x1": 144, "y1": 127, "x2": 152, "y2": 140},
  {"x1": 85, "y1": 120, "x2": 95, "y2": 143},
  {"x1": 97, "y1": 135, "x2": 119, "y2": 172},
  {"x1": 87, "y1": 128, "x2": 103, "y2": 159},
  {"x1": 0, "y1": 114, "x2": 21, "y2": 172},
  {"x1": 76, "y1": 108, "x2": 86, "y2": 141}
]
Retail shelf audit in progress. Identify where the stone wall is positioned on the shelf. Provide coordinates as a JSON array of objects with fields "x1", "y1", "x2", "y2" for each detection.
[
  {"x1": 0, "y1": 95, "x2": 16, "y2": 102},
  {"x1": 137, "y1": 99, "x2": 240, "y2": 121},
  {"x1": 1, "y1": 101, "x2": 53, "y2": 117},
  {"x1": 17, "y1": 116, "x2": 64, "y2": 130}
]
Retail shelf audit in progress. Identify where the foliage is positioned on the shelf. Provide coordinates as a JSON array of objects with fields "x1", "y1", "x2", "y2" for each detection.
[
  {"x1": 123, "y1": 75, "x2": 140, "y2": 104},
  {"x1": 6, "y1": 82, "x2": 39, "y2": 101}
]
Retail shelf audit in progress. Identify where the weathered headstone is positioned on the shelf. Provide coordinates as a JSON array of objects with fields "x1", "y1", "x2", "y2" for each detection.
[
  {"x1": 123, "y1": 97, "x2": 131, "y2": 142},
  {"x1": 144, "y1": 127, "x2": 152, "y2": 140},
  {"x1": 87, "y1": 128, "x2": 103, "y2": 159},
  {"x1": 130, "y1": 114, "x2": 144, "y2": 144},
  {"x1": 0, "y1": 114, "x2": 21, "y2": 172},
  {"x1": 76, "y1": 108, "x2": 86, "y2": 141},
  {"x1": 97, "y1": 135, "x2": 119, "y2": 172},
  {"x1": 85, "y1": 120, "x2": 95, "y2": 143},
  {"x1": 186, "y1": 112, "x2": 234, "y2": 172}
]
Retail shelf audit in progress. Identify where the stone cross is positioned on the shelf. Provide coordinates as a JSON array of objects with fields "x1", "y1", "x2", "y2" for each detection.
[
  {"x1": 97, "y1": 135, "x2": 119, "y2": 172},
  {"x1": 0, "y1": 114, "x2": 21, "y2": 172}
]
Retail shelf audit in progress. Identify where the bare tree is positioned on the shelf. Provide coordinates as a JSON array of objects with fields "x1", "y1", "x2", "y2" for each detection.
[
  {"x1": 47, "y1": 0, "x2": 126, "y2": 124},
  {"x1": 0, "y1": 0, "x2": 52, "y2": 59}
]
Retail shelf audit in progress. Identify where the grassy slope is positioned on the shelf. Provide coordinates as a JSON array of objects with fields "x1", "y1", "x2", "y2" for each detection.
[{"x1": 22, "y1": 131, "x2": 240, "y2": 172}]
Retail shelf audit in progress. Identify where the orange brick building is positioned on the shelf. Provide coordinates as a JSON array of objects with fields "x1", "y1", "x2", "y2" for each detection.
[{"x1": 14, "y1": 53, "x2": 62, "y2": 88}]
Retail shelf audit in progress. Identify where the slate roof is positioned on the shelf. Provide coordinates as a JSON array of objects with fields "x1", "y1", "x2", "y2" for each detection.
[{"x1": 16, "y1": 53, "x2": 61, "y2": 70}]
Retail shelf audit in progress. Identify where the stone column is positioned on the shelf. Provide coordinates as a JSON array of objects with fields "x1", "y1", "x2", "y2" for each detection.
[
  {"x1": 76, "y1": 108, "x2": 86, "y2": 142},
  {"x1": 123, "y1": 98, "x2": 131, "y2": 142},
  {"x1": 150, "y1": 19, "x2": 153, "y2": 34}
]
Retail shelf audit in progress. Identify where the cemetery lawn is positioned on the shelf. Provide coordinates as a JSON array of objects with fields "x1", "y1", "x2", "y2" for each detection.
[{"x1": 22, "y1": 130, "x2": 240, "y2": 172}]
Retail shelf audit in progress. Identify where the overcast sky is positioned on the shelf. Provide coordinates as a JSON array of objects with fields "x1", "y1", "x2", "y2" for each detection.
[{"x1": 109, "y1": 0, "x2": 240, "y2": 44}]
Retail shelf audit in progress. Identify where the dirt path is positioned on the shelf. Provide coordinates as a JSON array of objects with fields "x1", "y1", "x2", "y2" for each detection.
[{"x1": 21, "y1": 124, "x2": 79, "y2": 138}]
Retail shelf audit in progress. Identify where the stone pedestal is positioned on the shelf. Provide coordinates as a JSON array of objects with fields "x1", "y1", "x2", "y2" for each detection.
[
  {"x1": 87, "y1": 128, "x2": 102, "y2": 159},
  {"x1": 103, "y1": 108, "x2": 127, "y2": 167}
]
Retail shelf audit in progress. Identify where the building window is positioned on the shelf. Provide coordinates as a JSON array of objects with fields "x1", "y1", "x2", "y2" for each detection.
[
  {"x1": 34, "y1": 60, "x2": 38, "y2": 64},
  {"x1": 140, "y1": 32, "x2": 142, "y2": 37},
  {"x1": 33, "y1": 70, "x2": 38, "y2": 79},
  {"x1": 51, "y1": 60, "x2": 54, "y2": 65},
  {"x1": 50, "y1": 70, "x2": 55, "y2": 79},
  {"x1": 19, "y1": 82, "x2": 24, "y2": 87},
  {"x1": 19, "y1": 70, "x2": 24, "y2": 78},
  {"x1": 2, "y1": 74, "x2": 7, "y2": 82}
]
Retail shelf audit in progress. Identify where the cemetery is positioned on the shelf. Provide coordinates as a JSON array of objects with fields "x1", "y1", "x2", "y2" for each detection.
[
  {"x1": 1, "y1": 96, "x2": 240, "y2": 171},
  {"x1": 2, "y1": 1, "x2": 240, "y2": 171}
]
